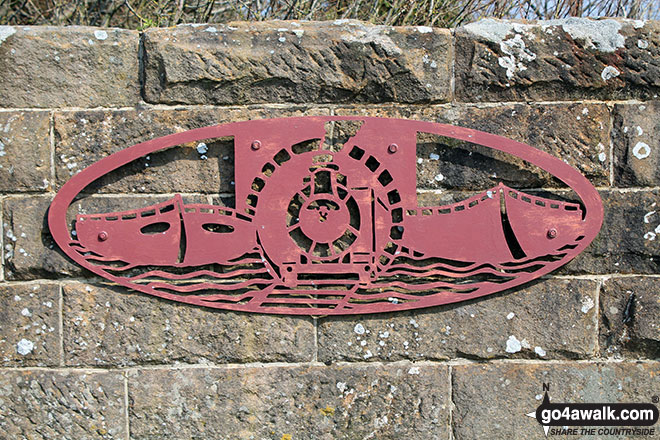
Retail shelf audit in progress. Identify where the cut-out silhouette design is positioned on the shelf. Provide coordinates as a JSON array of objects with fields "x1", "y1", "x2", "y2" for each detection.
[{"x1": 48, "y1": 117, "x2": 604, "y2": 315}]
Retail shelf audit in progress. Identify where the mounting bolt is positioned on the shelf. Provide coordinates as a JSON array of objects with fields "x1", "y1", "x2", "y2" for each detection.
[
  {"x1": 251, "y1": 140, "x2": 261, "y2": 150},
  {"x1": 547, "y1": 228, "x2": 557, "y2": 239},
  {"x1": 388, "y1": 143, "x2": 398, "y2": 154},
  {"x1": 98, "y1": 231, "x2": 108, "y2": 241}
]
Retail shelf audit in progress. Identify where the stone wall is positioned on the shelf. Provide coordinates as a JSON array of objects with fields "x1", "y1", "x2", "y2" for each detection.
[{"x1": 0, "y1": 18, "x2": 658, "y2": 439}]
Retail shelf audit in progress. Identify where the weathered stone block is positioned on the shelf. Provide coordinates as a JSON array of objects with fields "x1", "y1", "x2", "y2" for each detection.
[
  {"x1": 0, "y1": 26, "x2": 139, "y2": 108},
  {"x1": 129, "y1": 363, "x2": 450, "y2": 439},
  {"x1": 335, "y1": 103, "x2": 611, "y2": 189},
  {"x1": 53, "y1": 106, "x2": 329, "y2": 193},
  {"x1": 563, "y1": 189, "x2": 660, "y2": 274},
  {"x1": 3, "y1": 195, "x2": 78, "y2": 280},
  {"x1": 143, "y1": 21, "x2": 452, "y2": 105},
  {"x1": 452, "y1": 361, "x2": 660, "y2": 439},
  {"x1": 63, "y1": 283, "x2": 315, "y2": 366},
  {"x1": 600, "y1": 276, "x2": 660, "y2": 358},
  {"x1": 613, "y1": 101, "x2": 660, "y2": 186},
  {"x1": 0, "y1": 283, "x2": 60, "y2": 366},
  {"x1": 3, "y1": 194, "x2": 206, "y2": 280},
  {"x1": 455, "y1": 18, "x2": 660, "y2": 102},
  {"x1": 0, "y1": 369, "x2": 126, "y2": 438},
  {"x1": 318, "y1": 279, "x2": 598, "y2": 362},
  {"x1": 0, "y1": 111, "x2": 51, "y2": 192}
]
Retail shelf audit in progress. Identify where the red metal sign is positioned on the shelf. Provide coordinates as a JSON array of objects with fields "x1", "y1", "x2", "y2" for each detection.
[{"x1": 48, "y1": 117, "x2": 603, "y2": 315}]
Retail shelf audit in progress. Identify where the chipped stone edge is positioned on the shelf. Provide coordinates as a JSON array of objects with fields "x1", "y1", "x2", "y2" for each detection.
[
  {"x1": 461, "y1": 17, "x2": 627, "y2": 53},
  {"x1": 0, "y1": 26, "x2": 16, "y2": 45}
]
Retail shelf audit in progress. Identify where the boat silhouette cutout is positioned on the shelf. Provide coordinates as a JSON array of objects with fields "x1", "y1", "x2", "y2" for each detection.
[{"x1": 49, "y1": 117, "x2": 603, "y2": 315}]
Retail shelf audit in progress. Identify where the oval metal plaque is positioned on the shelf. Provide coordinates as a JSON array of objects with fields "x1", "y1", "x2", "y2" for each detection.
[{"x1": 48, "y1": 117, "x2": 604, "y2": 315}]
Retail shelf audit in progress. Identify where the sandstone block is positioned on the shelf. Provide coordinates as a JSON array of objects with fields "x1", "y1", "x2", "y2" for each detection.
[
  {"x1": 453, "y1": 361, "x2": 660, "y2": 439},
  {"x1": 0, "y1": 369, "x2": 126, "y2": 438},
  {"x1": 564, "y1": 190, "x2": 660, "y2": 274},
  {"x1": 0, "y1": 26, "x2": 139, "y2": 108},
  {"x1": 318, "y1": 279, "x2": 598, "y2": 362},
  {"x1": 143, "y1": 21, "x2": 452, "y2": 105},
  {"x1": 600, "y1": 276, "x2": 660, "y2": 358},
  {"x1": 613, "y1": 102, "x2": 660, "y2": 186},
  {"x1": 455, "y1": 18, "x2": 660, "y2": 102},
  {"x1": 0, "y1": 283, "x2": 60, "y2": 366},
  {"x1": 129, "y1": 363, "x2": 450, "y2": 439},
  {"x1": 63, "y1": 283, "x2": 315, "y2": 366},
  {"x1": 0, "y1": 111, "x2": 51, "y2": 191}
]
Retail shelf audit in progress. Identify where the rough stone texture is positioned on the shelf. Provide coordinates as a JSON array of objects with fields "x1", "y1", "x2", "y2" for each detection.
[
  {"x1": 318, "y1": 279, "x2": 597, "y2": 362},
  {"x1": 0, "y1": 26, "x2": 139, "y2": 108},
  {"x1": 129, "y1": 363, "x2": 450, "y2": 439},
  {"x1": 0, "y1": 20, "x2": 659, "y2": 439},
  {"x1": 335, "y1": 103, "x2": 611, "y2": 189},
  {"x1": 613, "y1": 101, "x2": 660, "y2": 186},
  {"x1": 563, "y1": 189, "x2": 660, "y2": 274},
  {"x1": 53, "y1": 106, "x2": 329, "y2": 193},
  {"x1": 143, "y1": 21, "x2": 452, "y2": 105},
  {"x1": 0, "y1": 369, "x2": 127, "y2": 439},
  {"x1": 0, "y1": 283, "x2": 60, "y2": 366},
  {"x1": 3, "y1": 194, "x2": 207, "y2": 280},
  {"x1": 63, "y1": 283, "x2": 315, "y2": 366},
  {"x1": 600, "y1": 276, "x2": 660, "y2": 358},
  {"x1": 3, "y1": 195, "x2": 77, "y2": 280},
  {"x1": 0, "y1": 111, "x2": 51, "y2": 192},
  {"x1": 455, "y1": 18, "x2": 660, "y2": 102},
  {"x1": 453, "y1": 361, "x2": 660, "y2": 440}
]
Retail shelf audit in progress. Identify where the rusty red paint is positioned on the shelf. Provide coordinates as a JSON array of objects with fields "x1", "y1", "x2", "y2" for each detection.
[{"x1": 48, "y1": 117, "x2": 603, "y2": 315}]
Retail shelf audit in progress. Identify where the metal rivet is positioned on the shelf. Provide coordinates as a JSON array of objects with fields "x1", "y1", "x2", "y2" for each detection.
[
  {"x1": 547, "y1": 228, "x2": 557, "y2": 239},
  {"x1": 98, "y1": 231, "x2": 108, "y2": 241},
  {"x1": 251, "y1": 140, "x2": 261, "y2": 150},
  {"x1": 388, "y1": 143, "x2": 398, "y2": 154}
]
